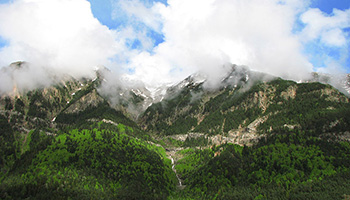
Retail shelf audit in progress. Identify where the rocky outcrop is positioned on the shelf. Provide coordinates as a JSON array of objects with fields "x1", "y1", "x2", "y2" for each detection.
[
  {"x1": 0, "y1": 77, "x2": 87, "y2": 133},
  {"x1": 64, "y1": 89, "x2": 105, "y2": 114}
]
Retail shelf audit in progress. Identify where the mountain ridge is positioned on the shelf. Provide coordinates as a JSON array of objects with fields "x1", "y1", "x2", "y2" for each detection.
[
  {"x1": 139, "y1": 66, "x2": 350, "y2": 147},
  {"x1": 2, "y1": 62, "x2": 350, "y2": 142}
]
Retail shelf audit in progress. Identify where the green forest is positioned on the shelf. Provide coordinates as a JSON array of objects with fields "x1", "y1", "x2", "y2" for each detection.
[
  {"x1": 173, "y1": 132, "x2": 350, "y2": 199},
  {"x1": 1, "y1": 123, "x2": 177, "y2": 199}
]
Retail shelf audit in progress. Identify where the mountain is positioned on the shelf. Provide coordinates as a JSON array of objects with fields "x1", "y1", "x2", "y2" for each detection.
[
  {"x1": 0, "y1": 64, "x2": 177, "y2": 199},
  {"x1": 0, "y1": 64, "x2": 155, "y2": 134},
  {"x1": 1, "y1": 63, "x2": 350, "y2": 199},
  {"x1": 136, "y1": 65, "x2": 350, "y2": 199},
  {"x1": 140, "y1": 65, "x2": 350, "y2": 145}
]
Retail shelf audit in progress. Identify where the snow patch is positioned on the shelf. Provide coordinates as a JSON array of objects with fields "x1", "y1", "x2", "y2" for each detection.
[{"x1": 131, "y1": 89, "x2": 147, "y2": 99}]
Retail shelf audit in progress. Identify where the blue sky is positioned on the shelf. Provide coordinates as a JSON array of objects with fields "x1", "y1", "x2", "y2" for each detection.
[
  {"x1": 87, "y1": 0, "x2": 166, "y2": 48},
  {"x1": 0, "y1": 0, "x2": 349, "y2": 87},
  {"x1": 308, "y1": 0, "x2": 350, "y2": 72},
  {"x1": 311, "y1": 0, "x2": 349, "y2": 14}
]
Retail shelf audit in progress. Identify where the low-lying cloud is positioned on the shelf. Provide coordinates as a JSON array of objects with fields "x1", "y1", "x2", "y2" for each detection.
[
  {"x1": 0, "y1": 0, "x2": 349, "y2": 94},
  {"x1": 119, "y1": 0, "x2": 350, "y2": 88},
  {"x1": 0, "y1": 0, "x2": 122, "y2": 75},
  {"x1": 0, "y1": 0, "x2": 127, "y2": 94}
]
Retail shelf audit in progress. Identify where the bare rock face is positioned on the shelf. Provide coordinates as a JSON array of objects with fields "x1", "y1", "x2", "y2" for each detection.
[
  {"x1": 64, "y1": 89, "x2": 105, "y2": 114},
  {"x1": 281, "y1": 85, "x2": 297, "y2": 100}
]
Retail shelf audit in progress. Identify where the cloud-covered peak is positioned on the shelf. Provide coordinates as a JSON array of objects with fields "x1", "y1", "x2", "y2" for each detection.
[
  {"x1": 0, "y1": 0, "x2": 120, "y2": 78},
  {"x1": 0, "y1": 0, "x2": 349, "y2": 93}
]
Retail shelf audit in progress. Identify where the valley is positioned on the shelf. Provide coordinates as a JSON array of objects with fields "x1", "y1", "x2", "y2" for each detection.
[{"x1": 1, "y1": 64, "x2": 350, "y2": 199}]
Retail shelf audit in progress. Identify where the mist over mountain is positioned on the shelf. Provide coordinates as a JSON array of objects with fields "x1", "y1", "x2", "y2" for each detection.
[{"x1": 0, "y1": 0, "x2": 349, "y2": 94}]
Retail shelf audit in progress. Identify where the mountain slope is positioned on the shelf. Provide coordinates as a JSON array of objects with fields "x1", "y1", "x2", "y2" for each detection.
[
  {"x1": 1, "y1": 128, "x2": 176, "y2": 199},
  {"x1": 139, "y1": 66, "x2": 350, "y2": 145},
  {"x1": 0, "y1": 66, "x2": 176, "y2": 199},
  {"x1": 0, "y1": 77, "x2": 89, "y2": 131},
  {"x1": 0, "y1": 68, "x2": 143, "y2": 133}
]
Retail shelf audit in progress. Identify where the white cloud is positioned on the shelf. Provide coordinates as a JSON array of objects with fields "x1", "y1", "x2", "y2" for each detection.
[
  {"x1": 0, "y1": 0, "x2": 349, "y2": 94},
  {"x1": 110, "y1": 0, "x2": 166, "y2": 52},
  {"x1": 118, "y1": 0, "x2": 165, "y2": 33},
  {"x1": 125, "y1": 51, "x2": 175, "y2": 87},
  {"x1": 321, "y1": 28, "x2": 347, "y2": 47},
  {"x1": 299, "y1": 8, "x2": 350, "y2": 73},
  {"x1": 300, "y1": 8, "x2": 350, "y2": 47},
  {"x1": 125, "y1": 0, "x2": 315, "y2": 87},
  {"x1": 0, "y1": 0, "x2": 122, "y2": 78}
]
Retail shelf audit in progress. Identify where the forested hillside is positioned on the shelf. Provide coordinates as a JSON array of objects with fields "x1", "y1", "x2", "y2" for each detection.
[
  {"x1": 1, "y1": 124, "x2": 177, "y2": 199},
  {"x1": 172, "y1": 132, "x2": 350, "y2": 199},
  {"x1": 0, "y1": 72, "x2": 167, "y2": 199}
]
